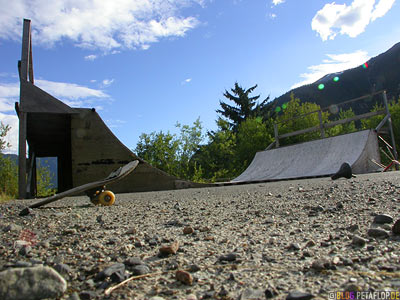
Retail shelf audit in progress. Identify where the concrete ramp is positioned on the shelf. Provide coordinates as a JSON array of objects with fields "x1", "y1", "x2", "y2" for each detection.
[{"x1": 232, "y1": 130, "x2": 380, "y2": 182}]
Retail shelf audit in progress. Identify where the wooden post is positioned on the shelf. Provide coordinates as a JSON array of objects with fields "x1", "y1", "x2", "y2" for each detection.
[
  {"x1": 18, "y1": 112, "x2": 27, "y2": 199},
  {"x1": 318, "y1": 110, "x2": 325, "y2": 138},
  {"x1": 274, "y1": 123, "x2": 279, "y2": 148},
  {"x1": 382, "y1": 91, "x2": 398, "y2": 161},
  {"x1": 18, "y1": 19, "x2": 31, "y2": 199}
]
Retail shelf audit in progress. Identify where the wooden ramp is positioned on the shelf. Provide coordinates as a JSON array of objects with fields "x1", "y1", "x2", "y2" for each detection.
[{"x1": 232, "y1": 130, "x2": 381, "y2": 183}]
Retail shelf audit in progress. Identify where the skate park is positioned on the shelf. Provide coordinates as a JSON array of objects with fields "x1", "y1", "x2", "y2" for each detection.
[{"x1": 16, "y1": 19, "x2": 398, "y2": 199}]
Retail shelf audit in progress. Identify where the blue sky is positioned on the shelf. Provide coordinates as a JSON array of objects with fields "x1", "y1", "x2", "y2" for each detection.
[{"x1": 0, "y1": 0, "x2": 399, "y2": 154}]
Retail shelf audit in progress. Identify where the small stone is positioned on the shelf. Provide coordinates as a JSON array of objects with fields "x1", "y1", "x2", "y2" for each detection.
[
  {"x1": 110, "y1": 270, "x2": 127, "y2": 283},
  {"x1": 392, "y1": 219, "x2": 400, "y2": 234},
  {"x1": 0, "y1": 266, "x2": 67, "y2": 300},
  {"x1": 352, "y1": 235, "x2": 367, "y2": 247},
  {"x1": 54, "y1": 263, "x2": 72, "y2": 278},
  {"x1": 63, "y1": 228, "x2": 77, "y2": 235},
  {"x1": 219, "y1": 252, "x2": 240, "y2": 262},
  {"x1": 67, "y1": 292, "x2": 81, "y2": 300},
  {"x1": 304, "y1": 240, "x2": 316, "y2": 247},
  {"x1": 343, "y1": 284, "x2": 362, "y2": 292},
  {"x1": 183, "y1": 226, "x2": 195, "y2": 234},
  {"x1": 239, "y1": 288, "x2": 265, "y2": 299},
  {"x1": 124, "y1": 257, "x2": 144, "y2": 266},
  {"x1": 367, "y1": 228, "x2": 390, "y2": 238},
  {"x1": 95, "y1": 263, "x2": 125, "y2": 281},
  {"x1": 79, "y1": 290, "x2": 97, "y2": 300},
  {"x1": 126, "y1": 227, "x2": 137, "y2": 234},
  {"x1": 159, "y1": 241, "x2": 179, "y2": 256},
  {"x1": 265, "y1": 286, "x2": 279, "y2": 298},
  {"x1": 85, "y1": 279, "x2": 95, "y2": 288},
  {"x1": 342, "y1": 257, "x2": 353, "y2": 266},
  {"x1": 336, "y1": 202, "x2": 344, "y2": 209},
  {"x1": 176, "y1": 270, "x2": 193, "y2": 285},
  {"x1": 96, "y1": 215, "x2": 104, "y2": 224},
  {"x1": 186, "y1": 294, "x2": 197, "y2": 300},
  {"x1": 132, "y1": 264, "x2": 150, "y2": 276},
  {"x1": 150, "y1": 297, "x2": 166, "y2": 300},
  {"x1": 167, "y1": 260, "x2": 179, "y2": 270},
  {"x1": 332, "y1": 256, "x2": 340, "y2": 265},
  {"x1": 311, "y1": 258, "x2": 331, "y2": 271},
  {"x1": 188, "y1": 264, "x2": 201, "y2": 273},
  {"x1": 3, "y1": 223, "x2": 22, "y2": 232},
  {"x1": 347, "y1": 224, "x2": 359, "y2": 232},
  {"x1": 373, "y1": 214, "x2": 393, "y2": 224},
  {"x1": 217, "y1": 286, "x2": 230, "y2": 298},
  {"x1": 288, "y1": 243, "x2": 301, "y2": 251},
  {"x1": 18, "y1": 245, "x2": 31, "y2": 256},
  {"x1": 286, "y1": 291, "x2": 314, "y2": 300}
]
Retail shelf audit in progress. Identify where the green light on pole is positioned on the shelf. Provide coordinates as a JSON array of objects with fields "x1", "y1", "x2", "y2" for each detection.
[
  {"x1": 318, "y1": 83, "x2": 325, "y2": 90},
  {"x1": 333, "y1": 76, "x2": 339, "y2": 82}
]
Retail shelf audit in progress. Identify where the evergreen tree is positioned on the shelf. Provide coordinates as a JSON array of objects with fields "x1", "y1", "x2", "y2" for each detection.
[{"x1": 217, "y1": 82, "x2": 269, "y2": 132}]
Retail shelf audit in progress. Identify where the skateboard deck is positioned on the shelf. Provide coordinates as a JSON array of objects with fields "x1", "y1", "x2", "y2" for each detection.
[{"x1": 19, "y1": 160, "x2": 139, "y2": 216}]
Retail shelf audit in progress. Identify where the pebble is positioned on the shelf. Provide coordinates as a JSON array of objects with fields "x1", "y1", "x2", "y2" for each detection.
[
  {"x1": 53, "y1": 263, "x2": 72, "y2": 278},
  {"x1": 265, "y1": 286, "x2": 279, "y2": 298},
  {"x1": 239, "y1": 288, "x2": 265, "y2": 299},
  {"x1": 176, "y1": 270, "x2": 193, "y2": 285},
  {"x1": 67, "y1": 292, "x2": 81, "y2": 300},
  {"x1": 159, "y1": 241, "x2": 180, "y2": 255},
  {"x1": 0, "y1": 266, "x2": 67, "y2": 300},
  {"x1": 311, "y1": 258, "x2": 331, "y2": 271},
  {"x1": 392, "y1": 219, "x2": 400, "y2": 234},
  {"x1": 352, "y1": 235, "x2": 368, "y2": 247},
  {"x1": 79, "y1": 290, "x2": 97, "y2": 300},
  {"x1": 367, "y1": 228, "x2": 390, "y2": 238},
  {"x1": 95, "y1": 263, "x2": 125, "y2": 281},
  {"x1": 2, "y1": 223, "x2": 22, "y2": 232},
  {"x1": 373, "y1": 214, "x2": 393, "y2": 224},
  {"x1": 218, "y1": 252, "x2": 240, "y2": 262},
  {"x1": 183, "y1": 226, "x2": 195, "y2": 234},
  {"x1": 286, "y1": 291, "x2": 314, "y2": 300},
  {"x1": 124, "y1": 257, "x2": 144, "y2": 266},
  {"x1": 131, "y1": 264, "x2": 150, "y2": 276}
]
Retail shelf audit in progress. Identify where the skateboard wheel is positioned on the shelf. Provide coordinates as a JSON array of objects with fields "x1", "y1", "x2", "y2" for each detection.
[{"x1": 99, "y1": 190, "x2": 115, "y2": 206}]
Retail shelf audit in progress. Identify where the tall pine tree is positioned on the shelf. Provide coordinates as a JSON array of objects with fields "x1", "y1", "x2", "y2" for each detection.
[{"x1": 216, "y1": 82, "x2": 269, "y2": 132}]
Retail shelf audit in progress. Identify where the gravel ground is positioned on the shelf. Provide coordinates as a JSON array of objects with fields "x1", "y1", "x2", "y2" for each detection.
[{"x1": 1, "y1": 171, "x2": 400, "y2": 300}]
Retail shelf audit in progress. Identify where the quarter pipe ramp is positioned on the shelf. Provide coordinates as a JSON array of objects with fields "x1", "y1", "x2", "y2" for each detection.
[{"x1": 232, "y1": 130, "x2": 380, "y2": 182}]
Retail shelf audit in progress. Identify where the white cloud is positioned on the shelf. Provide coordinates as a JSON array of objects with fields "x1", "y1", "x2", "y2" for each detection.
[
  {"x1": 181, "y1": 78, "x2": 192, "y2": 85},
  {"x1": 292, "y1": 50, "x2": 370, "y2": 88},
  {"x1": 0, "y1": 0, "x2": 205, "y2": 52},
  {"x1": 272, "y1": 0, "x2": 285, "y2": 6},
  {"x1": 269, "y1": 13, "x2": 277, "y2": 19},
  {"x1": 84, "y1": 54, "x2": 98, "y2": 61},
  {"x1": 35, "y1": 79, "x2": 109, "y2": 101},
  {"x1": 312, "y1": 0, "x2": 395, "y2": 41},
  {"x1": 102, "y1": 79, "x2": 115, "y2": 87},
  {"x1": 0, "y1": 78, "x2": 111, "y2": 153}
]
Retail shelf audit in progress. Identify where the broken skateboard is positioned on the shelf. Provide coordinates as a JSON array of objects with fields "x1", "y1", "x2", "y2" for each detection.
[{"x1": 19, "y1": 160, "x2": 139, "y2": 216}]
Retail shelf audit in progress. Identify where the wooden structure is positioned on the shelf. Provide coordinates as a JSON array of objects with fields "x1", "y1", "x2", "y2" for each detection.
[
  {"x1": 268, "y1": 90, "x2": 398, "y2": 162},
  {"x1": 17, "y1": 20, "x2": 205, "y2": 199}
]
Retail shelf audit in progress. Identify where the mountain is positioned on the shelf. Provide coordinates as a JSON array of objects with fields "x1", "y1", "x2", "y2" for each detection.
[
  {"x1": 3, "y1": 154, "x2": 57, "y2": 188},
  {"x1": 271, "y1": 42, "x2": 400, "y2": 115}
]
